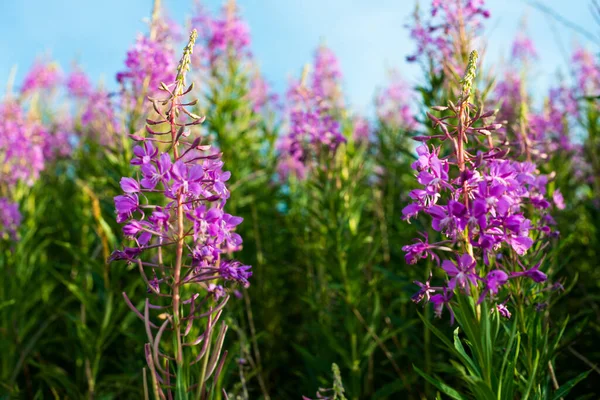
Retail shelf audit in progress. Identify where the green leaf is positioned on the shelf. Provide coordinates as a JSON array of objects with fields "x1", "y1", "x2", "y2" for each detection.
[
  {"x1": 418, "y1": 312, "x2": 472, "y2": 368},
  {"x1": 413, "y1": 365, "x2": 467, "y2": 400},
  {"x1": 551, "y1": 370, "x2": 591, "y2": 400},
  {"x1": 465, "y1": 377, "x2": 496, "y2": 400},
  {"x1": 372, "y1": 379, "x2": 406, "y2": 399},
  {"x1": 0, "y1": 299, "x2": 16, "y2": 310},
  {"x1": 453, "y1": 328, "x2": 481, "y2": 377},
  {"x1": 522, "y1": 350, "x2": 540, "y2": 400}
]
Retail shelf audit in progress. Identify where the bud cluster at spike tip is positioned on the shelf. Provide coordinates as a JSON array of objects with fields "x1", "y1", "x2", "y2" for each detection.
[{"x1": 402, "y1": 50, "x2": 560, "y2": 323}]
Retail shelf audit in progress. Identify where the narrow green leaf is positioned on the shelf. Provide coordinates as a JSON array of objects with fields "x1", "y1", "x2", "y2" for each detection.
[
  {"x1": 372, "y1": 379, "x2": 405, "y2": 399},
  {"x1": 453, "y1": 328, "x2": 481, "y2": 377},
  {"x1": 413, "y1": 365, "x2": 467, "y2": 400},
  {"x1": 551, "y1": 370, "x2": 591, "y2": 400},
  {"x1": 522, "y1": 350, "x2": 540, "y2": 400}
]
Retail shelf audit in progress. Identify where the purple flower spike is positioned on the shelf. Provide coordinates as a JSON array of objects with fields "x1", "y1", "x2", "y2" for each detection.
[
  {"x1": 401, "y1": 45, "x2": 560, "y2": 325},
  {"x1": 0, "y1": 198, "x2": 22, "y2": 241},
  {"x1": 66, "y1": 68, "x2": 92, "y2": 98},
  {"x1": 21, "y1": 61, "x2": 61, "y2": 94}
]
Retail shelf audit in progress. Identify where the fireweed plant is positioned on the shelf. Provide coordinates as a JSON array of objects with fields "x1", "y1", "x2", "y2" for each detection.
[
  {"x1": 0, "y1": 67, "x2": 73, "y2": 241},
  {"x1": 277, "y1": 45, "x2": 407, "y2": 398},
  {"x1": 277, "y1": 46, "x2": 346, "y2": 180},
  {"x1": 403, "y1": 51, "x2": 586, "y2": 398},
  {"x1": 109, "y1": 30, "x2": 251, "y2": 398}
]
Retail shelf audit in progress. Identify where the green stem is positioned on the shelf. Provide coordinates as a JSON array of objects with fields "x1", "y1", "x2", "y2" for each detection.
[{"x1": 197, "y1": 338, "x2": 212, "y2": 399}]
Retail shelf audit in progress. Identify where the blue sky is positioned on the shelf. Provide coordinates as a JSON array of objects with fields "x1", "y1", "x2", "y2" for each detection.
[{"x1": 0, "y1": 0, "x2": 597, "y2": 111}]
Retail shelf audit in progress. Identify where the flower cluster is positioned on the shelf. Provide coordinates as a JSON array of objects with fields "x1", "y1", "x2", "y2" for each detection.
[
  {"x1": 0, "y1": 101, "x2": 48, "y2": 187},
  {"x1": 375, "y1": 71, "x2": 418, "y2": 130},
  {"x1": 510, "y1": 31, "x2": 537, "y2": 64},
  {"x1": 116, "y1": 35, "x2": 176, "y2": 96},
  {"x1": 0, "y1": 198, "x2": 21, "y2": 241},
  {"x1": 277, "y1": 79, "x2": 345, "y2": 179},
  {"x1": 79, "y1": 89, "x2": 120, "y2": 145},
  {"x1": 406, "y1": 0, "x2": 489, "y2": 74},
  {"x1": 248, "y1": 70, "x2": 279, "y2": 114},
  {"x1": 403, "y1": 51, "x2": 556, "y2": 322},
  {"x1": 352, "y1": 115, "x2": 371, "y2": 144},
  {"x1": 0, "y1": 84, "x2": 74, "y2": 239},
  {"x1": 111, "y1": 139, "x2": 249, "y2": 284},
  {"x1": 66, "y1": 68, "x2": 92, "y2": 98},
  {"x1": 191, "y1": 0, "x2": 252, "y2": 67},
  {"x1": 20, "y1": 61, "x2": 61, "y2": 95},
  {"x1": 403, "y1": 147, "x2": 557, "y2": 256},
  {"x1": 571, "y1": 46, "x2": 600, "y2": 96}
]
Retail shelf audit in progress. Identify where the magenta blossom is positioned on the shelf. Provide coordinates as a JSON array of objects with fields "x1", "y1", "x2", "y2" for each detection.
[{"x1": 442, "y1": 254, "x2": 479, "y2": 293}]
